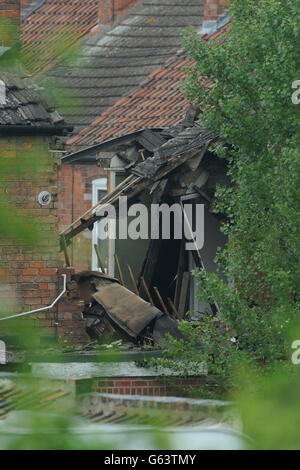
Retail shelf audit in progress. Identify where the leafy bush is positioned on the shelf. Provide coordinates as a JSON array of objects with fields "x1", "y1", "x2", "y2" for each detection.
[{"x1": 157, "y1": 0, "x2": 300, "y2": 379}]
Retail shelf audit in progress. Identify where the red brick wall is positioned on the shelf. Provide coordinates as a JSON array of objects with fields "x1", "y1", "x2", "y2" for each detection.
[
  {"x1": 56, "y1": 267, "x2": 90, "y2": 344},
  {"x1": 58, "y1": 163, "x2": 107, "y2": 271},
  {"x1": 98, "y1": 0, "x2": 139, "y2": 25},
  {"x1": 0, "y1": 0, "x2": 20, "y2": 48},
  {"x1": 204, "y1": 0, "x2": 230, "y2": 21},
  {"x1": 80, "y1": 376, "x2": 205, "y2": 397},
  {"x1": 0, "y1": 141, "x2": 109, "y2": 345},
  {"x1": 0, "y1": 136, "x2": 63, "y2": 335},
  {"x1": 20, "y1": 0, "x2": 39, "y2": 17}
]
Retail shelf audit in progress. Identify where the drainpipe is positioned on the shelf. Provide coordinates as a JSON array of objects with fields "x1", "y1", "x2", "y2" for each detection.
[{"x1": 0, "y1": 125, "x2": 73, "y2": 136}]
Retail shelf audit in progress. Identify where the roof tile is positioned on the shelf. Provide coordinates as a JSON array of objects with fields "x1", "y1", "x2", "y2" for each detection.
[
  {"x1": 21, "y1": 0, "x2": 99, "y2": 73},
  {"x1": 68, "y1": 22, "x2": 230, "y2": 147},
  {"x1": 48, "y1": 0, "x2": 206, "y2": 128}
]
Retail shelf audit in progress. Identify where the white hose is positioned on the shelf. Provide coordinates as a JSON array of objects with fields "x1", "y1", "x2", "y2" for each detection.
[{"x1": 0, "y1": 274, "x2": 67, "y2": 321}]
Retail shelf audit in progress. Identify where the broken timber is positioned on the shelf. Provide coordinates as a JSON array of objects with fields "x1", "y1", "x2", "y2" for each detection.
[{"x1": 60, "y1": 145, "x2": 208, "y2": 244}]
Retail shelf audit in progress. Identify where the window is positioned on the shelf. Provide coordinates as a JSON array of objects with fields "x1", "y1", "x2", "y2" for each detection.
[{"x1": 92, "y1": 178, "x2": 109, "y2": 272}]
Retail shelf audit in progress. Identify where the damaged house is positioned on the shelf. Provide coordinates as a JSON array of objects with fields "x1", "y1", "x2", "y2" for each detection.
[
  {"x1": 58, "y1": 19, "x2": 230, "y2": 335},
  {"x1": 61, "y1": 112, "x2": 230, "y2": 328},
  {"x1": 18, "y1": 0, "x2": 210, "y2": 276},
  {"x1": 0, "y1": 1, "x2": 236, "y2": 410},
  {"x1": 0, "y1": 0, "x2": 231, "y2": 346}
]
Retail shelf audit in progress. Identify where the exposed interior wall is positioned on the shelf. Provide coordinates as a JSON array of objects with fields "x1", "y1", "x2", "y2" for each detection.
[
  {"x1": 189, "y1": 207, "x2": 228, "y2": 318},
  {"x1": 113, "y1": 172, "x2": 151, "y2": 289}
]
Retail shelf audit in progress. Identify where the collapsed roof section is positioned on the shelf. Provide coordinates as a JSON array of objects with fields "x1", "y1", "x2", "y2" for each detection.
[
  {"x1": 60, "y1": 115, "x2": 222, "y2": 242},
  {"x1": 60, "y1": 113, "x2": 229, "y2": 318}
]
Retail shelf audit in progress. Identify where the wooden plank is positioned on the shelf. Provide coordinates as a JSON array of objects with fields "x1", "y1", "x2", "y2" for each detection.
[
  {"x1": 168, "y1": 297, "x2": 181, "y2": 320},
  {"x1": 114, "y1": 253, "x2": 125, "y2": 286},
  {"x1": 174, "y1": 240, "x2": 185, "y2": 309},
  {"x1": 94, "y1": 244, "x2": 106, "y2": 273},
  {"x1": 153, "y1": 286, "x2": 170, "y2": 316},
  {"x1": 178, "y1": 271, "x2": 190, "y2": 318},
  {"x1": 61, "y1": 235, "x2": 71, "y2": 267},
  {"x1": 127, "y1": 264, "x2": 140, "y2": 296},
  {"x1": 140, "y1": 276, "x2": 154, "y2": 306}
]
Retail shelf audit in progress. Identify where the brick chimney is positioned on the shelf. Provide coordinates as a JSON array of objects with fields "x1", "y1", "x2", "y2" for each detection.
[
  {"x1": 0, "y1": 0, "x2": 20, "y2": 51},
  {"x1": 201, "y1": 0, "x2": 230, "y2": 34},
  {"x1": 98, "y1": 0, "x2": 139, "y2": 25},
  {"x1": 21, "y1": 0, "x2": 41, "y2": 19}
]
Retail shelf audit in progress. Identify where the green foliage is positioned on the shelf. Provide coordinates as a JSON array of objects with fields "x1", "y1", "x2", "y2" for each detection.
[
  {"x1": 159, "y1": 0, "x2": 300, "y2": 382},
  {"x1": 232, "y1": 361, "x2": 300, "y2": 449}
]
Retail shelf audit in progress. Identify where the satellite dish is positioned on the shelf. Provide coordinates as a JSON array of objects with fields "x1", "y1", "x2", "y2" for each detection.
[{"x1": 38, "y1": 191, "x2": 52, "y2": 206}]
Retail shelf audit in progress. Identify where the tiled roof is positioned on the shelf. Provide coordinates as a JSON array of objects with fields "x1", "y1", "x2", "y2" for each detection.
[
  {"x1": 21, "y1": 0, "x2": 99, "y2": 73},
  {"x1": 0, "y1": 379, "x2": 70, "y2": 419},
  {"x1": 47, "y1": 0, "x2": 205, "y2": 128},
  {"x1": 0, "y1": 71, "x2": 64, "y2": 126},
  {"x1": 67, "y1": 52, "x2": 192, "y2": 147},
  {"x1": 68, "y1": 23, "x2": 229, "y2": 148}
]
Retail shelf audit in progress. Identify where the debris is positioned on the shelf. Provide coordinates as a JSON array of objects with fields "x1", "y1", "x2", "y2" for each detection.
[
  {"x1": 72, "y1": 271, "x2": 184, "y2": 346},
  {"x1": 63, "y1": 113, "x2": 230, "y2": 334}
]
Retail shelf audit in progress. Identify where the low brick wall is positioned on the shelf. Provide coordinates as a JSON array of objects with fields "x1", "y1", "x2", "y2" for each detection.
[{"x1": 76, "y1": 376, "x2": 205, "y2": 398}]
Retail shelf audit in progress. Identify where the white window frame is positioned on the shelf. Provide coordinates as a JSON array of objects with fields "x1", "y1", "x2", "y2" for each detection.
[{"x1": 92, "y1": 178, "x2": 109, "y2": 272}]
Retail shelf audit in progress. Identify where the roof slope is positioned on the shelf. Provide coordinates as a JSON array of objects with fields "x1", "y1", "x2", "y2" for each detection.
[
  {"x1": 68, "y1": 23, "x2": 229, "y2": 148},
  {"x1": 0, "y1": 72, "x2": 63, "y2": 126},
  {"x1": 21, "y1": 0, "x2": 99, "y2": 73},
  {"x1": 68, "y1": 52, "x2": 193, "y2": 147},
  {"x1": 47, "y1": 0, "x2": 205, "y2": 128}
]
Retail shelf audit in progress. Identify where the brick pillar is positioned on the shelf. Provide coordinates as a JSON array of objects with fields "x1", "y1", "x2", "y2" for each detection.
[
  {"x1": 21, "y1": 1, "x2": 40, "y2": 18},
  {"x1": 98, "y1": 0, "x2": 139, "y2": 25},
  {"x1": 0, "y1": 0, "x2": 20, "y2": 50},
  {"x1": 201, "y1": 0, "x2": 230, "y2": 35},
  {"x1": 56, "y1": 268, "x2": 90, "y2": 344},
  {"x1": 204, "y1": 0, "x2": 230, "y2": 21}
]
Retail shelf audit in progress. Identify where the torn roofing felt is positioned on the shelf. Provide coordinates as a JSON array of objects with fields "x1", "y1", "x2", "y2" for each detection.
[{"x1": 60, "y1": 118, "x2": 216, "y2": 242}]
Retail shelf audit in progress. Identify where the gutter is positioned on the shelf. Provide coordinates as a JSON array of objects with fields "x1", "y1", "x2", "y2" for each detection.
[
  {"x1": 62, "y1": 128, "x2": 164, "y2": 165},
  {"x1": 0, "y1": 125, "x2": 73, "y2": 136}
]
